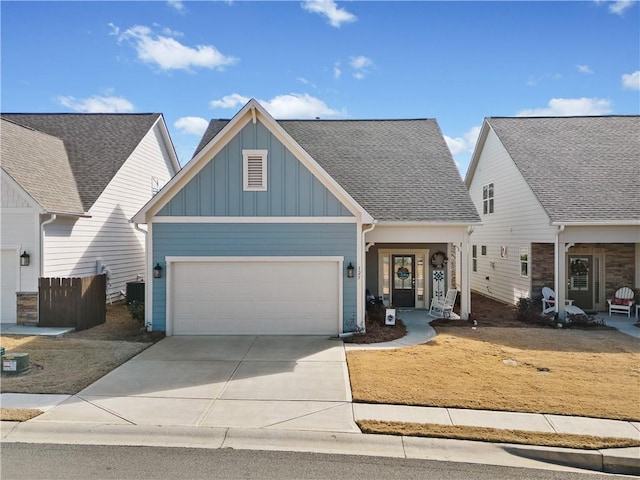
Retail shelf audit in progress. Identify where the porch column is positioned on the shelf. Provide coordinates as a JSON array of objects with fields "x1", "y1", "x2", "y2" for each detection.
[
  {"x1": 460, "y1": 229, "x2": 471, "y2": 320},
  {"x1": 554, "y1": 226, "x2": 566, "y2": 316}
]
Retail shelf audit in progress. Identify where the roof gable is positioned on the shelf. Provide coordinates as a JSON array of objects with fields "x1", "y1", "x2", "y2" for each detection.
[
  {"x1": 134, "y1": 99, "x2": 372, "y2": 223},
  {"x1": 1, "y1": 118, "x2": 84, "y2": 214},
  {"x1": 483, "y1": 116, "x2": 640, "y2": 223},
  {"x1": 1, "y1": 113, "x2": 163, "y2": 211},
  {"x1": 194, "y1": 117, "x2": 480, "y2": 224}
]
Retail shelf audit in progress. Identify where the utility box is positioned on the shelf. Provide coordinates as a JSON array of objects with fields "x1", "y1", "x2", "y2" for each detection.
[
  {"x1": 2, "y1": 353, "x2": 29, "y2": 374},
  {"x1": 126, "y1": 281, "x2": 145, "y2": 304}
]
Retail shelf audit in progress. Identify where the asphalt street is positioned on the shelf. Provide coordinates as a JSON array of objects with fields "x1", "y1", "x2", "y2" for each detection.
[{"x1": 1, "y1": 443, "x2": 632, "y2": 480}]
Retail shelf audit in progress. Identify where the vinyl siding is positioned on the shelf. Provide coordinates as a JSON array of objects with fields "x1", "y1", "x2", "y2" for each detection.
[
  {"x1": 151, "y1": 223, "x2": 357, "y2": 332},
  {"x1": 43, "y1": 124, "x2": 176, "y2": 299},
  {"x1": 468, "y1": 128, "x2": 556, "y2": 304},
  {"x1": 157, "y1": 120, "x2": 352, "y2": 218}
]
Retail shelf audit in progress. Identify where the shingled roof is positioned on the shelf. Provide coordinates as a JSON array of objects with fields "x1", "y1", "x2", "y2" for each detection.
[
  {"x1": 195, "y1": 118, "x2": 481, "y2": 223},
  {"x1": 485, "y1": 116, "x2": 640, "y2": 223},
  {"x1": 1, "y1": 118, "x2": 84, "y2": 215},
  {"x1": 1, "y1": 113, "x2": 161, "y2": 212}
]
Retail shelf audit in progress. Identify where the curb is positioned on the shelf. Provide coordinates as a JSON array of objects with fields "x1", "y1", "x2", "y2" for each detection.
[{"x1": 1, "y1": 421, "x2": 638, "y2": 475}]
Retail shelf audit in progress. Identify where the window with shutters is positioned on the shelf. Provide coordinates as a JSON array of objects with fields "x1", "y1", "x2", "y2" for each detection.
[{"x1": 243, "y1": 149, "x2": 268, "y2": 191}]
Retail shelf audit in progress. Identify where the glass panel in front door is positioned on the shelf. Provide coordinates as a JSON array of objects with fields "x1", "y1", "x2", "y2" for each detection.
[{"x1": 392, "y1": 255, "x2": 415, "y2": 308}]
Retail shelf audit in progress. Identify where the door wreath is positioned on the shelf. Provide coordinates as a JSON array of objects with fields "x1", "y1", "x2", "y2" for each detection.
[{"x1": 430, "y1": 251, "x2": 448, "y2": 269}]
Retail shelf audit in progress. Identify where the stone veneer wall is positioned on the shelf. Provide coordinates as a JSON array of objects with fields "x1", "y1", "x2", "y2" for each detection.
[{"x1": 16, "y1": 292, "x2": 38, "y2": 325}]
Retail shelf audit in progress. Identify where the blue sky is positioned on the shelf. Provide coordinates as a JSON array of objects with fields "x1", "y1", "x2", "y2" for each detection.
[{"x1": 2, "y1": 1, "x2": 639, "y2": 175}]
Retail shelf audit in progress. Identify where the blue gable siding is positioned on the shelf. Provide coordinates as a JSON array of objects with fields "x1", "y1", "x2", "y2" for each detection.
[
  {"x1": 158, "y1": 120, "x2": 352, "y2": 217},
  {"x1": 151, "y1": 223, "x2": 358, "y2": 332}
]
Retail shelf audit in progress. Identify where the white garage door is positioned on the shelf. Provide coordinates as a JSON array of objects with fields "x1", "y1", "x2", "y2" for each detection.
[
  {"x1": 170, "y1": 258, "x2": 342, "y2": 335},
  {"x1": 1, "y1": 249, "x2": 18, "y2": 323}
]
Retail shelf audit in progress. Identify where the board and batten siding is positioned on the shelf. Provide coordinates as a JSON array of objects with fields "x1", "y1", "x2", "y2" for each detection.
[
  {"x1": 157, "y1": 120, "x2": 352, "y2": 218},
  {"x1": 468, "y1": 128, "x2": 557, "y2": 305},
  {"x1": 151, "y1": 223, "x2": 357, "y2": 332},
  {"x1": 43, "y1": 123, "x2": 176, "y2": 299},
  {"x1": 0, "y1": 174, "x2": 40, "y2": 292}
]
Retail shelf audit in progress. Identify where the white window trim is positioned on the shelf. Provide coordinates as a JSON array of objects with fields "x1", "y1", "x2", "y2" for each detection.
[
  {"x1": 520, "y1": 247, "x2": 529, "y2": 278},
  {"x1": 243, "y1": 149, "x2": 268, "y2": 191}
]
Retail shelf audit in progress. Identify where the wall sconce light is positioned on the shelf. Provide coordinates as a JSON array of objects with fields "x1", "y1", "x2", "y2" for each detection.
[
  {"x1": 20, "y1": 251, "x2": 30, "y2": 267},
  {"x1": 346, "y1": 262, "x2": 355, "y2": 278},
  {"x1": 153, "y1": 263, "x2": 163, "y2": 279}
]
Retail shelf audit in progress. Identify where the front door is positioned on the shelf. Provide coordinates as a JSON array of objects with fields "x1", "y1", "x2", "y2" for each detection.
[
  {"x1": 568, "y1": 255, "x2": 593, "y2": 310},
  {"x1": 392, "y1": 255, "x2": 415, "y2": 308}
]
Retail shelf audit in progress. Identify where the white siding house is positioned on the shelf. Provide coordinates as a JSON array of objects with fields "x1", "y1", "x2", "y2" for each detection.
[
  {"x1": 0, "y1": 114, "x2": 180, "y2": 324},
  {"x1": 465, "y1": 116, "x2": 640, "y2": 314}
]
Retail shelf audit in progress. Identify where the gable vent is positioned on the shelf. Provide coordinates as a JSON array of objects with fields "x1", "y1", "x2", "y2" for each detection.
[{"x1": 243, "y1": 149, "x2": 268, "y2": 191}]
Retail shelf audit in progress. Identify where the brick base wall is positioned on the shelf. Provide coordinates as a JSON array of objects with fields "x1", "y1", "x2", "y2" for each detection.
[
  {"x1": 16, "y1": 292, "x2": 38, "y2": 325},
  {"x1": 531, "y1": 243, "x2": 554, "y2": 301}
]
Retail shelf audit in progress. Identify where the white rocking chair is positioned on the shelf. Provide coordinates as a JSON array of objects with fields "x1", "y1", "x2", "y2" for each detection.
[
  {"x1": 429, "y1": 289, "x2": 458, "y2": 318},
  {"x1": 607, "y1": 287, "x2": 635, "y2": 318},
  {"x1": 541, "y1": 287, "x2": 574, "y2": 314}
]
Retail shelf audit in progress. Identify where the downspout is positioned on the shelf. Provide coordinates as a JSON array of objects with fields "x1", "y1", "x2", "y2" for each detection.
[
  {"x1": 340, "y1": 220, "x2": 377, "y2": 338},
  {"x1": 40, "y1": 214, "x2": 57, "y2": 277},
  {"x1": 134, "y1": 222, "x2": 151, "y2": 330},
  {"x1": 554, "y1": 225, "x2": 565, "y2": 314},
  {"x1": 464, "y1": 225, "x2": 474, "y2": 320},
  {"x1": 359, "y1": 221, "x2": 378, "y2": 334}
]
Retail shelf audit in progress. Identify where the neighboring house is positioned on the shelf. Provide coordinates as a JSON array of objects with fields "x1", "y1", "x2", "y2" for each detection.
[
  {"x1": 464, "y1": 116, "x2": 640, "y2": 313},
  {"x1": 132, "y1": 99, "x2": 480, "y2": 336},
  {"x1": 1, "y1": 114, "x2": 180, "y2": 324}
]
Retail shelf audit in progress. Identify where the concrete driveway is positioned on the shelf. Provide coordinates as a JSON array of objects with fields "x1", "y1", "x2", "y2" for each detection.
[{"x1": 32, "y1": 336, "x2": 359, "y2": 433}]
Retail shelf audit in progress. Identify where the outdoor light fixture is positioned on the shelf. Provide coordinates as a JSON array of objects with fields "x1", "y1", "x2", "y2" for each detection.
[
  {"x1": 346, "y1": 262, "x2": 355, "y2": 278},
  {"x1": 19, "y1": 251, "x2": 30, "y2": 267},
  {"x1": 153, "y1": 263, "x2": 163, "y2": 279}
]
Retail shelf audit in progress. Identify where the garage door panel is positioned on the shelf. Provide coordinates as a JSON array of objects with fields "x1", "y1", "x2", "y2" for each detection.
[
  {"x1": 171, "y1": 260, "x2": 340, "y2": 335},
  {"x1": 1, "y1": 250, "x2": 18, "y2": 323}
]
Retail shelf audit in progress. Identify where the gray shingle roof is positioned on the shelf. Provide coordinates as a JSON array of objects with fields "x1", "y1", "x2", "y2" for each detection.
[
  {"x1": 1, "y1": 119, "x2": 84, "y2": 214},
  {"x1": 487, "y1": 116, "x2": 640, "y2": 223},
  {"x1": 1, "y1": 113, "x2": 161, "y2": 211},
  {"x1": 195, "y1": 118, "x2": 481, "y2": 223}
]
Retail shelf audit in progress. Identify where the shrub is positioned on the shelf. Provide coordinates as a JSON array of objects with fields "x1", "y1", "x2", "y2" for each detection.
[{"x1": 127, "y1": 300, "x2": 145, "y2": 323}]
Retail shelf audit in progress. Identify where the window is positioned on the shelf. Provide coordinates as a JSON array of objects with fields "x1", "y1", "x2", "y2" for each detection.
[
  {"x1": 520, "y1": 248, "x2": 529, "y2": 277},
  {"x1": 243, "y1": 149, "x2": 268, "y2": 191},
  {"x1": 472, "y1": 245, "x2": 477, "y2": 272},
  {"x1": 482, "y1": 183, "x2": 494, "y2": 214},
  {"x1": 481, "y1": 245, "x2": 487, "y2": 256}
]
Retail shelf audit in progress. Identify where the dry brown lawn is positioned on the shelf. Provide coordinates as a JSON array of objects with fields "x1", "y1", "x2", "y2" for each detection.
[
  {"x1": 358, "y1": 420, "x2": 640, "y2": 450},
  {"x1": 348, "y1": 294, "x2": 640, "y2": 421},
  {"x1": 0, "y1": 302, "x2": 163, "y2": 395}
]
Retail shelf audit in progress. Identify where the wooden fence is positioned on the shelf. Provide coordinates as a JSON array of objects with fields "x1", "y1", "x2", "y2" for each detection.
[{"x1": 39, "y1": 274, "x2": 106, "y2": 330}]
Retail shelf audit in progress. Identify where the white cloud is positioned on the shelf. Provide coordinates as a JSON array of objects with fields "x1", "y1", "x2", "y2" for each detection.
[
  {"x1": 117, "y1": 25, "x2": 238, "y2": 72},
  {"x1": 349, "y1": 55, "x2": 374, "y2": 79},
  {"x1": 210, "y1": 93, "x2": 343, "y2": 119},
  {"x1": 167, "y1": 0, "x2": 185, "y2": 12},
  {"x1": 108, "y1": 22, "x2": 120, "y2": 36},
  {"x1": 174, "y1": 116, "x2": 209, "y2": 135},
  {"x1": 210, "y1": 93, "x2": 250, "y2": 109},
  {"x1": 302, "y1": 0, "x2": 357, "y2": 28},
  {"x1": 577, "y1": 64, "x2": 593, "y2": 74},
  {"x1": 444, "y1": 126, "x2": 481, "y2": 157},
  {"x1": 333, "y1": 62, "x2": 342, "y2": 79},
  {"x1": 622, "y1": 70, "x2": 640, "y2": 90},
  {"x1": 517, "y1": 97, "x2": 612, "y2": 116},
  {"x1": 56, "y1": 94, "x2": 134, "y2": 113},
  {"x1": 609, "y1": 0, "x2": 634, "y2": 15}
]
